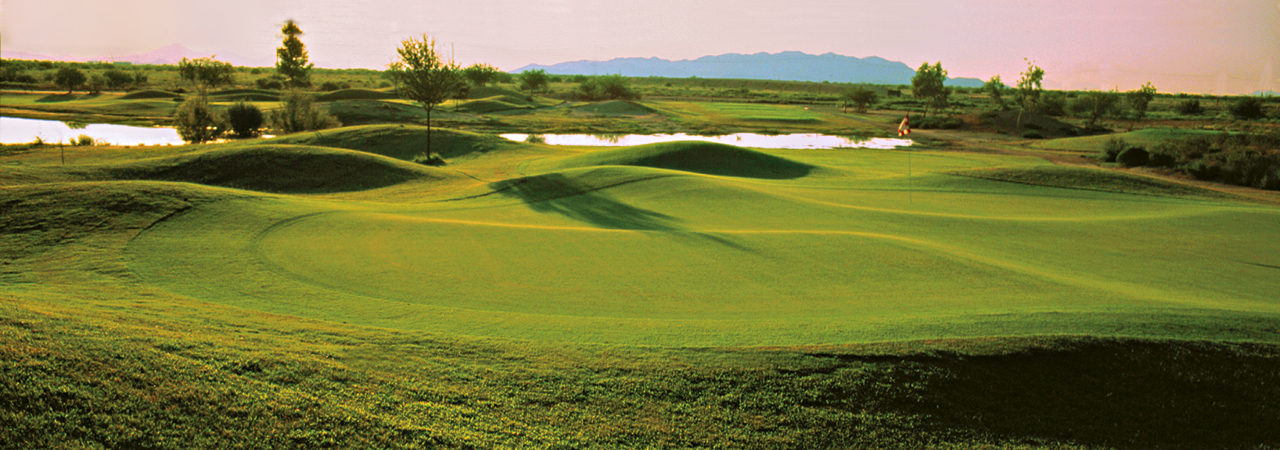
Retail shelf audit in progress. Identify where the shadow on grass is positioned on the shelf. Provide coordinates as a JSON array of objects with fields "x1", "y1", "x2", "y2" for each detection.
[
  {"x1": 489, "y1": 173, "x2": 754, "y2": 252},
  {"x1": 813, "y1": 339, "x2": 1280, "y2": 449}
]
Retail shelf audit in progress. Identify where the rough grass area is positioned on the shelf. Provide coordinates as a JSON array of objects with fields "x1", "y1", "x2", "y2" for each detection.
[
  {"x1": 116, "y1": 89, "x2": 182, "y2": 100},
  {"x1": 947, "y1": 165, "x2": 1243, "y2": 200},
  {"x1": 541, "y1": 140, "x2": 816, "y2": 179},
  {"x1": 573, "y1": 100, "x2": 656, "y2": 116}
]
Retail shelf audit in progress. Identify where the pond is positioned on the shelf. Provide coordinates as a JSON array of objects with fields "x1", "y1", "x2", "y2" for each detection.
[
  {"x1": 499, "y1": 133, "x2": 912, "y2": 149},
  {"x1": 0, "y1": 116, "x2": 185, "y2": 146}
]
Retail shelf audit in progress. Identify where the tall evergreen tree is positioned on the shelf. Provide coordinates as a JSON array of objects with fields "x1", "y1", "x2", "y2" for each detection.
[{"x1": 276, "y1": 19, "x2": 313, "y2": 88}]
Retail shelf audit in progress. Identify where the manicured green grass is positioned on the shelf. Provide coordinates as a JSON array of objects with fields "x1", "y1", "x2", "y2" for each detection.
[{"x1": 4, "y1": 124, "x2": 1280, "y2": 448}]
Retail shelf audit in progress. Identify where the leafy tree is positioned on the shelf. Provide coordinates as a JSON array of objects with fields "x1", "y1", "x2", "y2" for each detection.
[
  {"x1": 269, "y1": 90, "x2": 340, "y2": 133},
  {"x1": 103, "y1": 69, "x2": 133, "y2": 89},
  {"x1": 276, "y1": 19, "x2": 314, "y2": 88},
  {"x1": 983, "y1": 75, "x2": 1007, "y2": 110},
  {"x1": 461, "y1": 63, "x2": 501, "y2": 87},
  {"x1": 911, "y1": 61, "x2": 950, "y2": 118},
  {"x1": 1127, "y1": 82, "x2": 1157, "y2": 120},
  {"x1": 178, "y1": 57, "x2": 234, "y2": 91},
  {"x1": 53, "y1": 66, "x2": 87, "y2": 94},
  {"x1": 132, "y1": 72, "x2": 148, "y2": 87},
  {"x1": 840, "y1": 86, "x2": 877, "y2": 113},
  {"x1": 85, "y1": 73, "x2": 108, "y2": 94},
  {"x1": 386, "y1": 34, "x2": 462, "y2": 152},
  {"x1": 578, "y1": 74, "x2": 640, "y2": 101},
  {"x1": 174, "y1": 94, "x2": 225, "y2": 143},
  {"x1": 519, "y1": 69, "x2": 549, "y2": 95},
  {"x1": 1069, "y1": 91, "x2": 1121, "y2": 127},
  {"x1": 1016, "y1": 59, "x2": 1045, "y2": 110},
  {"x1": 226, "y1": 101, "x2": 264, "y2": 138}
]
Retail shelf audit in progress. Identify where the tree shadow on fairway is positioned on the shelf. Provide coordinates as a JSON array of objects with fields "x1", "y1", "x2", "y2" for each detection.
[{"x1": 489, "y1": 173, "x2": 754, "y2": 252}]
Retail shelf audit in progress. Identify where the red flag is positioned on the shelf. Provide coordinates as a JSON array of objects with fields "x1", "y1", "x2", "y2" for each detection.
[{"x1": 898, "y1": 115, "x2": 911, "y2": 137}]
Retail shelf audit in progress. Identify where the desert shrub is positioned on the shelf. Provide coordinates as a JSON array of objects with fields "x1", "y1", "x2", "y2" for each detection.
[
  {"x1": 85, "y1": 74, "x2": 107, "y2": 94},
  {"x1": 412, "y1": 152, "x2": 445, "y2": 166},
  {"x1": 1148, "y1": 147, "x2": 1177, "y2": 167},
  {"x1": 269, "y1": 90, "x2": 340, "y2": 134},
  {"x1": 1037, "y1": 92, "x2": 1067, "y2": 116},
  {"x1": 578, "y1": 74, "x2": 640, "y2": 101},
  {"x1": 173, "y1": 94, "x2": 226, "y2": 144},
  {"x1": 1176, "y1": 98, "x2": 1204, "y2": 115},
  {"x1": 1101, "y1": 137, "x2": 1128, "y2": 162},
  {"x1": 524, "y1": 134, "x2": 546, "y2": 144},
  {"x1": 255, "y1": 77, "x2": 285, "y2": 90},
  {"x1": 226, "y1": 101, "x2": 264, "y2": 138},
  {"x1": 318, "y1": 81, "x2": 341, "y2": 91},
  {"x1": 103, "y1": 69, "x2": 133, "y2": 89},
  {"x1": 250, "y1": 68, "x2": 262, "y2": 74},
  {"x1": 75, "y1": 135, "x2": 95, "y2": 146},
  {"x1": 1229, "y1": 98, "x2": 1264, "y2": 120},
  {"x1": 1153, "y1": 132, "x2": 1280, "y2": 190},
  {"x1": 915, "y1": 116, "x2": 963, "y2": 130},
  {"x1": 570, "y1": 75, "x2": 588, "y2": 83},
  {"x1": 1116, "y1": 146, "x2": 1150, "y2": 167}
]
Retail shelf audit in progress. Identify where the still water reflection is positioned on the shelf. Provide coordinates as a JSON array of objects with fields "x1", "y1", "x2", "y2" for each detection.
[{"x1": 1, "y1": 116, "x2": 184, "y2": 146}]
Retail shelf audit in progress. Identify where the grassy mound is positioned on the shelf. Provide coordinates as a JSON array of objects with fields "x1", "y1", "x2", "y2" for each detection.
[
  {"x1": 1031, "y1": 128, "x2": 1226, "y2": 153},
  {"x1": 467, "y1": 86, "x2": 527, "y2": 99},
  {"x1": 546, "y1": 141, "x2": 816, "y2": 179},
  {"x1": 316, "y1": 89, "x2": 398, "y2": 102},
  {"x1": 100, "y1": 144, "x2": 457, "y2": 193},
  {"x1": 983, "y1": 110, "x2": 1084, "y2": 138},
  {"x1": 324, "y1": 100, "x2": 430, "y2": 125},
  {"x1": 948, "y1": 165, "x2": 1241, "y2": 200},
  {"x1": 268, "y1": 124, "x2": 520, "y2": 160},
  {"x1": 574, "y1": 100, "x2": 656, "y2": 116},
  {"x1": 117, "y1": 90, "x2": 182, "y2": 100},
  {"x1": 456, "y1": 98, "x2": 534, "y2": 113}
]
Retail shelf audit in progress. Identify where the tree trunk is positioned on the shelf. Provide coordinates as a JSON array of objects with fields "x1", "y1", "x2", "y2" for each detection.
[{"x1": 426, "y1": 106, "x2": 433, "y2": 154}]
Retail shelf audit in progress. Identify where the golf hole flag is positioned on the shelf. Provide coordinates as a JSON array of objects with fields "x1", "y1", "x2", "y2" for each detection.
[{"x1": 898, "y1": 114, "x2": 911, "y2": 136}]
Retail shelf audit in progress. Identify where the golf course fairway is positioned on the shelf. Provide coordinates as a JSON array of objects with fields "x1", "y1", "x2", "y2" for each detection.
[{"x1": 120, "y1": 138, "x2": 1280, "y2": 346}]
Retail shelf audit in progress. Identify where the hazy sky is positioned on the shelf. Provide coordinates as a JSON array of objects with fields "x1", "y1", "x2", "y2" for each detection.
[{"x1": 2, "y1": 0, "x2": 1277, "y2": 94}]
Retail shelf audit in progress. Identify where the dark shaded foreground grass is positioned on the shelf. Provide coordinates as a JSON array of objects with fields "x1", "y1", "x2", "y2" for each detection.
[{"x1": 4, "y1": 299, "x2": 1279, "y2": 449}]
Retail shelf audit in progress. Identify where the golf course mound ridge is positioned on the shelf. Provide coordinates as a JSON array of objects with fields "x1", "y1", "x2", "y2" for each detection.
[
  {"x1": 949, "y1": 165, "x2": 1241, "y2": 200},
  {"x1": 269, "y1": 124, "x2": 519, "y2": 160},
  {"x1": 457, "y1": 98, "x2": 535, "y2": 114},
  {"x1": 574, "y1": 100, "x2": 656, "y2": 116},
  {"x1": 117, "y1": 90, "x2": 182, "y2": 100},
  {"x1": 103, "y1": 144, "x2": 459, "y2": 193},
  {"x1": 315, "y1": 88, "x2": 398, "y2": 102},
  {"x1": 548, "y1": 141, "x2": 816, "y2": 179}
]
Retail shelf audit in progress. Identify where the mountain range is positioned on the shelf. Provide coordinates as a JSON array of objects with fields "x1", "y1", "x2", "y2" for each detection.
[
  {"x1": 0, "y1": 44, "x2": 273, "y2": 68},
  {"x1": 513, "y1": 51, "x2": 985, "y2": 87}
]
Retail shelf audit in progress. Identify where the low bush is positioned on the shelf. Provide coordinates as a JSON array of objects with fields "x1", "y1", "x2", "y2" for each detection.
[
  {"x1": 1176, "y1": 98, "x2": 1205, "y2": 115},
  {"x1": 578, "y1": 75, "x2": 640, "y2": 101},
  {"x1": 269, "y1": 90, "x2": 340, "y2": 134},
  {"x1": 75, "y1": 135, "x2": 95, "y2": 146},
  {"x1": 1101, "y1": 137, "x2": 1128, "y2": 162},
  {"x1": 1229, "y1": 98, "x2": 1265, "y2": 120},
  {"x1": 1117, "y1": 146, "x2": 1150, "y2": 167},
  {"x1": 1022, "y1": 130, "x2": 1043, "y2": 139},
  {"x1": 1152, "y1": 131, "x2": 1280, "y2": 190},
  {"x1": 915, "y1": 116, "x2": 963, "y2": 130},
  {"x1": 226, "y1": 101, "x2": 264, "y2": 138},
  {"x1": 412, "y1": 152, "x2": 446, "y2": 166},
  {"x1": 255, "y1": 77, "x2": 285, "y2": 90},
  {"x1": 173, "y1": 94, "x2": 226, "y2": 144}
]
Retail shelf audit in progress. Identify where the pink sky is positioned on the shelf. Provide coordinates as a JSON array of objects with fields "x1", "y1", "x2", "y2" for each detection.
[{"x1": 2, "y1": 0, "x2": 1277, "y2": 94}]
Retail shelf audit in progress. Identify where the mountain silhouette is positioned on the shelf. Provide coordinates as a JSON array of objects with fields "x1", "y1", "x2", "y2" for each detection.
[{"x1": 513, "y1": 51, "x2": 984, "y2": 86}]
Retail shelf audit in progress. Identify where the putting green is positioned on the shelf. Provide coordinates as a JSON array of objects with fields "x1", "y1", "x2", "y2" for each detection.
[{"x1": 126, "y1": 149, "x2": 1280, "y2": 346}]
